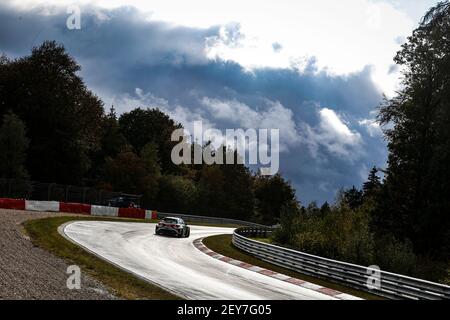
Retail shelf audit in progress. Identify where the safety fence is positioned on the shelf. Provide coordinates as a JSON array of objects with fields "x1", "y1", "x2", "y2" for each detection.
[
  {"x1": 2, "y1": 197, "x2": 448, "y2": 299},
  {"x1": 0, "y1": 197, "x2": 155, "y2": 220},
  {"x1": 0, "y1": 178, "x2": 141, "y2": 206},
  {"x1": 0, "y1": 179, "x2": 265, "y2": 227},
  {"x1": 232, "y1": 227, "x2": 450, "y2": 300},
  {"x1": 0, "y1": 197, "x2": 264, "y2": 227}
]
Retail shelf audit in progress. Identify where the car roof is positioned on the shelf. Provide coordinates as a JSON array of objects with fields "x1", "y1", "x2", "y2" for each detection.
[{"x1": 163, "y1": 217, "x2": 182, "y2": 221}]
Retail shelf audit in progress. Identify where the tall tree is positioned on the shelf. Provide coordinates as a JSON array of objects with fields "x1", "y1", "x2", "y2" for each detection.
[
  {"x1": 99, "y1": 106, "x2": 128, "y2": 160},
  {"x1": 196, "y1": 165, "x2": 226, "y2": 217},
  {"x1": 378, "y1": 2, "x2": 450, "y2": 257},
  {"x1": 341, "y1": 186, "x2": 363, "y2": 210},
  {"x1": 253, "y1": 173, "x2": 297, "y2": 225},
  {"x1": 101, "y1": 145, "x2": 161, "y2": 207},
  {"x1": 89, "y1": 106, "x2": 128, "y2": 182},
  {"x1": 218, "y1": 147, "x2": 255, "y2": 221},
  {"x1": 362, "y1": 167, "x2": 382, "y2": 199},
  {"x1": 0, "y1": 41, "x2": 104, "y2": 184},
  {"x1": 0, "y1": 112, "x2": 29, "y2": 179},
  {"x1": 119, "y1": 108, "x2": 183, "y2": 174},
  {"x1": 156, "y1": 175, "x2": 197, "y2": 213}
]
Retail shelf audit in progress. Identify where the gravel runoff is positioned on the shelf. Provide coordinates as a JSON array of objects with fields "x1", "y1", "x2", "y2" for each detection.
[{"x1": 0, "y1": 209, "x2": 115, "y2": 300}]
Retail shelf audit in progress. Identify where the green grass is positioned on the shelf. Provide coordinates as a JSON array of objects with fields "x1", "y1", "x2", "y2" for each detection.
[
  {"x1": 23, "y1": 216, "x2": 180, "y2": 300},
  {"x1": 203, "y1": 234, "x2": 384, "y2": 300},
  {"x1": 249, "y1": 237, "x2": 272, "y2": 244},
  {"x1": 25, "y1": 215, "x2": 378, "y2": 300}
]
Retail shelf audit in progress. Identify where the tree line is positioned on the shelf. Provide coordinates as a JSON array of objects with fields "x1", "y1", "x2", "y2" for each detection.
[
  {"x1": 1, "y1": 1, "x2": 448, "y2": 282},
  {"x1": 0, "y1": 41, "x2": 296, "y2": 224},
  {"x1": 272, "y1": 2, "x2": 450, "y2": 283}
]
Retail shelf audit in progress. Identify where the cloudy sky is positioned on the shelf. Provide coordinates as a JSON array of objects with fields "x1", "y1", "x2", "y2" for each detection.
[{"x1": 0, "y1": 0, "x2": 439, "y2": 203}]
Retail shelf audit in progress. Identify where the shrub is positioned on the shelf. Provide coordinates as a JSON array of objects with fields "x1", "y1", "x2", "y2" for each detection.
[{"x1": 375, "y1": 236, "x2": 417, "y2": 275}]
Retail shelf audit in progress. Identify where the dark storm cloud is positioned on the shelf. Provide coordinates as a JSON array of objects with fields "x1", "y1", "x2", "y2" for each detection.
[{"x1": 0, "y1": 2, "x2": 388, "y2": 203}]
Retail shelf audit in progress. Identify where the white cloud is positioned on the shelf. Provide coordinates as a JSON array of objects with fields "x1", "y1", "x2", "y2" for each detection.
[
  {"x1": 359, "y1": 118, "x2": 382, "y2": 137},
  {"x1": 200, "y1": 97, "x2": 300, "y2": 152},
  {"x1": 111, "y1": 88, "x2": 215, "y2": 137},
  {"x1": 303, "y1": 108, "x2": 362, "y2": 159},
  {"x1": 111, "y1": 90, "x2": 299, "y2": 152},
  {"x1": 319, "y1": 108, "x2": 360, "y2": 145},
  {"x1": 7, "y1": 0, "x2": 424, "y2": 96},
  {"x1": 114, "y1": 90, "x2": 364, "y2": 160}
]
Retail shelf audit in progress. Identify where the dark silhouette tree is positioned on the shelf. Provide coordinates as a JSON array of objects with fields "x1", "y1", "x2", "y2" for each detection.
[
  {"x1": 0, "y1": 112, "x2": 29, "y2": 179},
  {"x1": 320, "y1": 201, "x2": 331, "y2": 215},
  {"x1": 89, "y1": 106, "x2": 128, "y2": 182},
  {"x1": 363, "y1": 167, "x2": 382, "y2": 199},
  {"x1": 0, "y1": 41, "x2": 104, "y2": 184},
  {"x1": 378, "y1": 1, "x2": 450, "y2": 257},
  {"x1": 100, "y1": 106, "x2": 128, "y2": 159},
  {"x1": 101, "y1": 144, "x2": 161, "y2": 207},
  {"x1": 119, "y1": 108, "x2": 183, "y2": 174},
  {"x1": 196, "y1": 165, "x2": 226, "y2": 217},
  {"x1": 253, "y1": 173, "x2": 297, "y2": 225},
  {"x1": 341, "y1": 186, "x2": 363, "y2": 210},
  {"x1": 216, "y1": 147, "x2": 255, "y2": 221}
]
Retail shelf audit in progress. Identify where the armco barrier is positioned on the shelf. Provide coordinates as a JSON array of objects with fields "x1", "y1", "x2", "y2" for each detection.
[
  {"x1": 25, "y1": 200, "x2": 59, "y2": 212},
  {"x1": 157, "y1": 211, "x2": 266, "y2": 228},
  {"x1": 233, "y1": 227, "x2": 450, "y2": 300},
  {"x1": 118, "y1": 208, "x2": 146, "y2": 219},
  {"x1": 0, "y1": 178, "x2": 141, "y2": 207},
  {"x1": 6, "y1": 197, "x2": 446, "y2": 300},
  {"x1": 0, "y1": 198, "x2": 25, "y2": 210},
  {"x1": 0, "y1": 198, "x2": 260, "y2": 227},
  {"x1": 144, "y1": 210, "x2": 156, "y2": 220},
  {"x1": 59, "y1": 202, "x2": 91, "y2": 214},
  {"x1": 91, "y1": 205, "x2": 119, "y2": 217}
]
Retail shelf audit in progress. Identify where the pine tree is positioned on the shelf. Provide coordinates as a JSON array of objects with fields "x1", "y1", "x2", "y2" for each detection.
[
  {"x1": 320, "y1": 201, "x2": 331, "y2": 215},
  {"x1": 363, "y1": 167, "x2": 381, "y2": 198},
  {"x1": 342, "y1": 186, "x2": 363, "y2": 210}
]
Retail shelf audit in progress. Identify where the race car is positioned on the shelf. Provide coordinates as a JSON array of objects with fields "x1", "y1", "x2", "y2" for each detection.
[{"x1": 155, "y1": 217, "x2": 190, "y2": 238}]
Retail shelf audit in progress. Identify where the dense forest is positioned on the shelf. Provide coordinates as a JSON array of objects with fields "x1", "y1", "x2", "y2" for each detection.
[
  {"x1": 0, "y1": 2, "x2": 448, "y2": 282},
  {"x1": 273, "y1": 2, "x2": 450, "y2": 283},
  {"x1": 0, "y1": 41, "x2": 297, "y2": 225}
]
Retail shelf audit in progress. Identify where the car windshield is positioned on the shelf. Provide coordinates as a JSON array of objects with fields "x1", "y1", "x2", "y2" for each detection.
[{"x1": 162, "y1": 218, "x2": 178, "y2": 224}]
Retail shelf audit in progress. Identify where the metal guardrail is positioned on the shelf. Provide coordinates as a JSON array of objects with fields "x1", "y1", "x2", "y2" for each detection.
[
  {"x1": 233, "y1": 227, "x2": 450, "y2": 300},
  {"x1": 157, "y1": 212, "x2": 266, "y2": 228}
]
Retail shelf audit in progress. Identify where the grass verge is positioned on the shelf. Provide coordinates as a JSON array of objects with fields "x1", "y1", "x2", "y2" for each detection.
[
  {"x1": 249, "y1": 237, "x2": 272, "y2": 244},
  {"x1": 203, "y1": 234, "x2": 384, "y2": 300},
  {"x1": 23, "y1": 216, "x2": 180, "y2": 300}
]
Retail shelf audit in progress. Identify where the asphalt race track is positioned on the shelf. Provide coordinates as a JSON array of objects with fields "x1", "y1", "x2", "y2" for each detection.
[{"x1": 62, "y1": 221, "x2": 353, "y2": 300}]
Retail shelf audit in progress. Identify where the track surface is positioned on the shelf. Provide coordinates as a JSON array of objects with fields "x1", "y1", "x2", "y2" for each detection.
[{"x1": 64, "y1": 221, "x2": 347, "y2": 300}]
